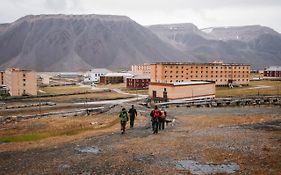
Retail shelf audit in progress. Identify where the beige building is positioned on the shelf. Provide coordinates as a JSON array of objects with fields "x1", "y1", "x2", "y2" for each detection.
[
  {"x1": 0, "y1": 71, "x2": 4, "y2": 85},
  {"x1": 4, "y1": 68, "x2": 37, "y2": 96},
  {"x1": 149, "y1": 81, "x2": 215, "y2": 100},
  {"x1": 131, "y1": 64, "x2": 151, "y2": 75},
  {"x1": 151, "y1": 62, "x2": 250, "y2": 86}
]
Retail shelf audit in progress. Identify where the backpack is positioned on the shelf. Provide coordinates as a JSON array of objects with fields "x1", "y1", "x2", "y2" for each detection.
[
  {"x1": 120, "y1": 112, "x2": 128, "y2": 121},
  {"x1": 153, "y1": 110, "x2": 160, "y2": 118},
  {"x1": 160, "y1": 111, "x2": 165, "y2": 119}
]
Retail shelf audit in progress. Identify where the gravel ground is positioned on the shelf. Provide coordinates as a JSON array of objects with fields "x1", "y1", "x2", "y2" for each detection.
[{"x1": 0, "y1": 106, "x2": 280, "y2": 175}]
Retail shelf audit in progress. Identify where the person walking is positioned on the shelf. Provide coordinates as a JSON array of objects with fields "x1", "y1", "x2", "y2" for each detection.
[
  {"x1": 128, "y1": 105, "x2": 138, "y2": 128},
  {"x1": 158, "y1": 109, "x2": 166, "y2": 130},
  {"x1": 150, "y1": 105, "x2": 161, "y2": 134},
  {"x1": 119, "y1": 108, "x2": 128, "y2": 134}
]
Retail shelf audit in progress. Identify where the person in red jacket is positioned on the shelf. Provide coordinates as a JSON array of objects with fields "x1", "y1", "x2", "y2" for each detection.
[{"x1": 150, "y1": 105, "x2": 161, "y2": 134}]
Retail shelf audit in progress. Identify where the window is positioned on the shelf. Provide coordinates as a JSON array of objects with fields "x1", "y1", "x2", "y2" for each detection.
[{"x1": 23, "y1": 79, "x2": 26, "y2": 82}]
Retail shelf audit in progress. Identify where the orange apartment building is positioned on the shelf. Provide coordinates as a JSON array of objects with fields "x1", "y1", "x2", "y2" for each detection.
[
  {"x1": 150, "y1": 62, "x2": 250, "y2": 86},
  {"x1": 3, "y1": 68, "x2": 37, "y2": 96},
  {"x1": 131, "y1": 64, "x2": 151, "y2": 75}
]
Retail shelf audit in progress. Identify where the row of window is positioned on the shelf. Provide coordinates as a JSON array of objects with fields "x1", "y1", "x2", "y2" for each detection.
[
  {"x1": 164, "y1": 65, "x2": 249, "y2": 70},
  {"x1": 164, "y1": 70, "x2": 249, "y2": 74},
  {"x1": 169, "y1": 79, "x2": 249, "y2": 83},
  {"x1": 164, "y1": 74, "x2": 248, "y2": 78},
  {"x1": 128, "y1": 79, "x2": 150, "y2": 82},
  {"x1": 128, "y1": 83, "x2": 148, "y2": 86}
]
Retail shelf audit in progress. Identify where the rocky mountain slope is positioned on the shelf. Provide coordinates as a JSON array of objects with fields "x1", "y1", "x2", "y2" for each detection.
[
  {"x1": 148, "y1": 24, "x2": 281, "y2": 69},
  {"x1": 0, "y1": 15, "x2": 184, "y2": 71},
  {"x1": 0, "y1": 14, "x2": 280, "y2": 71}
]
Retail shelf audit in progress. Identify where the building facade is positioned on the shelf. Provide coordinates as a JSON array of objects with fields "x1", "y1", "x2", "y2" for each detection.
[
  {"x1": 126, "y1": 75, "x2": 150, "y2": 89},
  {"x1": 149, "y1": 81, "x2": 215, "y2": 100},
  {"x1": 264, "y1": 66, "x2": 281, "y2": 79},
  {"x1": 100, "y1": 73, "x2": 134, "y2": 84},
  {"x1": 150, "y1": 62, "x2": 250, "y2": 86},
  {"x1": 4, "y1": 68, "x2": 37, "y2": 96},
  {"x1": 131, "y1": 64, "x2": 151, "y2": 75},
  {"x1": 84, "y1": 68, "x2": 112, "y2": 83},
  {"x1": 0, "y1": 71, "x2": 4, "y2": 85}
]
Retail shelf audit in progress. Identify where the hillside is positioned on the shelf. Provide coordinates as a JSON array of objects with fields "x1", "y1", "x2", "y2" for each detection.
[
  {"x1": 148, "y1": 24, "x2": 281, "y2": 68},
  {"x1": 0, "y1": 15, "x2": 281, "y2": 71},
  {"x1": 0, "y1": 15, "x2": 184, "y2": 71}
]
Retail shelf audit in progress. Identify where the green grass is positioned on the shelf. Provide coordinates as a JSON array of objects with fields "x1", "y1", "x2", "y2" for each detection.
[
  {"x1": 0, "y1": 133, "x2": 49, "y2": 142},
  {"x1": 216, "y1": 80, "x2": 281, "y2": 97}
]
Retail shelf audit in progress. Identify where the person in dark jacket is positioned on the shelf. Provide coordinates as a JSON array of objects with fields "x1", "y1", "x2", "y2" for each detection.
[
  {"x1": 119, "y1": 108, "x2": 128, "y2": 134},
  {"x1": 150, "y1": 105, "x2": 161, "y2": 134},
  {"x1": 128, "y1": 105, "x2": 138, "y2": 128}
]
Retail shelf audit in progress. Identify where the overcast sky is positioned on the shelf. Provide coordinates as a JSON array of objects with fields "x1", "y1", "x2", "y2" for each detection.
[{"x1": 1, "y1": 0, "x2": 281, "y2": 32}]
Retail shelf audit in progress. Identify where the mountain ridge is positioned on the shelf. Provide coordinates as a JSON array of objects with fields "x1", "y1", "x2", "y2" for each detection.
[{"x1": 0, "y1": 14, "x2": 280, "y2": 71}]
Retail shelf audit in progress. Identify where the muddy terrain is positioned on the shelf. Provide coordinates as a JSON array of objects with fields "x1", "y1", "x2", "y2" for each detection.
[{"x1": 0, "y1": 106, "x2": 281, "y2": 175}]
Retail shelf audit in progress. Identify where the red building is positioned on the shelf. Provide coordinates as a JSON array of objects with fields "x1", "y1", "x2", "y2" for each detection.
[
  {"x1": 100, "y1": 76, "x2": 124, "y2": 84},
  {"x1": 126, "y1": 75, "x2": 150, "y2": 89},
  {"x1": 264, "y1": 66, "x2": 281, "y2": 79},
  {"x1": 99, "y1": 73, "x2": 134, "y2": 84}
]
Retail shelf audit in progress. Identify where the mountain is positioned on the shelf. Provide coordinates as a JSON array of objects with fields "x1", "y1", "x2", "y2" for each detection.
[
  {"x1": 148, "y1": 24, "x2": 281, "y2": 69},
  {"x1": 0, "y1": 15, "x2": 280, "y2": 71},
  {"x1": 0, "y1": 14, "x2": 185, "y2": 71}
]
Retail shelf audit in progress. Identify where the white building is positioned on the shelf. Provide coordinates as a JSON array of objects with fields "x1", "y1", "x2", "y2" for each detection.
[{"x1": 84, "y1": 68, "x2": 112, "y2": 83}]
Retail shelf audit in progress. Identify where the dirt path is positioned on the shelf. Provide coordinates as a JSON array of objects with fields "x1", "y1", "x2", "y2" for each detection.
[{"x1": 0, "y1": 106, "x2": 280, "y2": 175}]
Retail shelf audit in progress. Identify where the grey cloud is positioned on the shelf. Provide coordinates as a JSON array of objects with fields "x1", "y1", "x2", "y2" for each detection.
[{"x1": 0, "y1": 0, "x2": 280, "y2": 32}]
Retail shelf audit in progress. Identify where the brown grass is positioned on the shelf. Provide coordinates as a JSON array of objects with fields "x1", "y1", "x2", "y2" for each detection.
[
  {"x1": 40, "y1": 85, "x2": 96, "y2": 94},
  {"x1": 216, "y1": 80, "x2": 281, "y2": 97}
]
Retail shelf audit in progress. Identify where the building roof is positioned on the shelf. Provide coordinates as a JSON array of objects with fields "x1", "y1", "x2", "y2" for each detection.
[
  {"x1": 5, "y1": 68, "x2": 35, "y2": 72},
  {"x1": 171, "y1": 81, "x2": 213, "y2": 86},
  {"x1": 130, "y1": 75, "x2": 150, "y2": 79},
  {"x1": 150, "y1": 81, "x2": 214, "y2": 87},
  {"x1": 104, "y1": 72, "x2": 134, "y2": 77},
  {"x1": 88, "y1": 68, "x2": 112, "y2": 74},
  {"x1": 265, "y1": 66, "x2": 281, "y2": 71},
  {"x1": 151, "y1": 62, "x2": 250, "y2": 66}
]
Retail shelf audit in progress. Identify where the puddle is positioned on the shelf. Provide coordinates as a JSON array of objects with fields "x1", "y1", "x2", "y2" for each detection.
[
  {"x1": 133, "y1": 154, "x2": 155, "y2": 163},
  {"x1": 176, "y1": 160, "x2": 239, "y2": 174},
  {"x1": 58, "y1": 163, "x2": 71, "y2": 172},
  {"x1": 75, "y1": 146, "x2": 100, "y2": 154}
]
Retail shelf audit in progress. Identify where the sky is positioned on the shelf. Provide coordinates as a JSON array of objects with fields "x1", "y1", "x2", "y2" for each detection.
[{"x1": 1, "y1": 0, "x2": 281, "y2": 32}]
